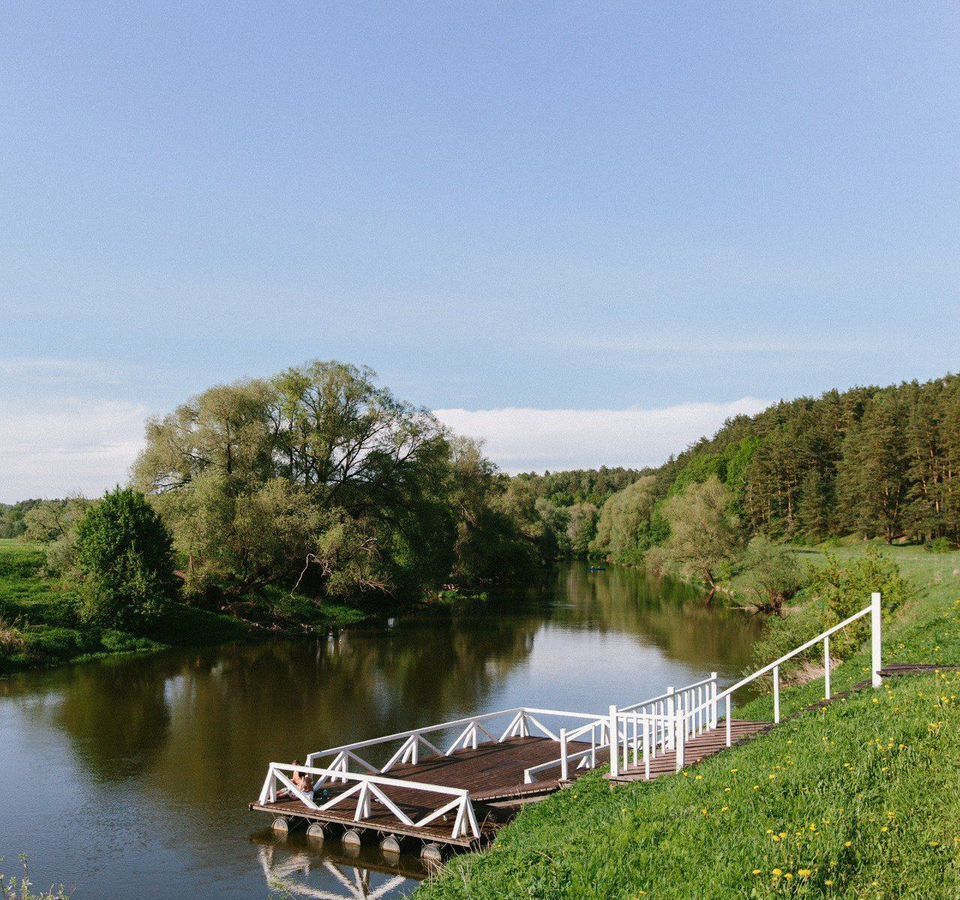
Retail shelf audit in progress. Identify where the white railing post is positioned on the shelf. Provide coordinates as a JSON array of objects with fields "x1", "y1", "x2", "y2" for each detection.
[
  {"x1": 773, "y1": 665, "x2": 780, "y2": 723},
  {"x1": 675, "y1": 705, "x2": 685, "y2": 771},
  {"x1": 871, "y1": 591, "x2": 883, "y2": 688},
  {"x1": 823, "y1": 636, "x2": 831, "y2": 700},
  {"x1": 709, "y1": 672, "x2": 718, "y2": 729},
  {"x1": 642, "y1": 716, "x2": 650, "y2": 781},
  {"x1": 608, "y1": 705, "x2": 620, "y2": 777},
  {"x1": 725, "y1": 695, "x2": 732, "y2": 747},
  {"x1": 560, "y1": 728, "x2": 569, "y2": 782},
  {"x1": 666, "y1": 687, "x2": 675, "y2": 750}
]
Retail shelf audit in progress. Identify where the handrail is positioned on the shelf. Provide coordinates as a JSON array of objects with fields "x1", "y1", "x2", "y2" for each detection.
[
  {"x1": 306, "y1": 707, "x2": 525, "y2": 761},
  {"x1": 526, "y1": 674, "x2": 720, "y2": 783},
  {"x1": 716, "y1": 604, "x2": 872, "y2": 701},
  {"x1": 715, "y1": 593, "x2": 883, "y2": 746}
]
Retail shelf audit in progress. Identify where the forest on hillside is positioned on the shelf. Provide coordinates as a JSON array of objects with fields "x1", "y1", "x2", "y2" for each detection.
[{"x1": 6, "y1": 369, "x2": 959, "y2": 625}]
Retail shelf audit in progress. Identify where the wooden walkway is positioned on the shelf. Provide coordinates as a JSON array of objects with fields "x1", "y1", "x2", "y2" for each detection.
[
  {"x1": 606, "y1": 720, "x2": 771, "y2": 785},
  {"x1": 250, "y1": 736, "x2": 605, "y2": 847}
]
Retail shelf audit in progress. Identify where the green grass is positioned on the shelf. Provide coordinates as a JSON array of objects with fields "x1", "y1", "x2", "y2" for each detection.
[{"x1": 420, "y1": 544, "x2": 960, "y2": 899}]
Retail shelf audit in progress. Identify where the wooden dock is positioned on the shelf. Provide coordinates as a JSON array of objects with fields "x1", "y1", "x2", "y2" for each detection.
[{"x1": 251, "y1": 735, "x2": 605, "y2": 848}]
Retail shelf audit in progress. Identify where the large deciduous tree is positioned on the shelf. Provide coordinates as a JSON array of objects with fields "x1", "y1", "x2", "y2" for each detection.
[
  {"x1": 134, "y1": 361, "x2": 530, "y2": 603},
  {"x1": 651, "y1": 477, "x2": 742, "y2": 604}
]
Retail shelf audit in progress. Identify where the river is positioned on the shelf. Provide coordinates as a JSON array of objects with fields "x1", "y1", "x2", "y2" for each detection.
[{"x1": 0, "y1": 564, "x2": 760, "y2": 899}]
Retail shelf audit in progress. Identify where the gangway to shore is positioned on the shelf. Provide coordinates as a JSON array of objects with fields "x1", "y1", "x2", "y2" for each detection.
[{"x1": 251, "y1": 594, "x2": 885, "y2": 857}]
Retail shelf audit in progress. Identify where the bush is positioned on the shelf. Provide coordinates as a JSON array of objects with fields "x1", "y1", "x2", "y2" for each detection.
[
  {"x1": 22, "y1": 627, "x2": 92, "y2": 662},
  {"x1": 925, "y1": 536, "x2": 955, "y2": 553},
  {"x1": 740, "y1": 537, "x2": 808, "y2": 612},
  {"x1": 74, "y1": 488, "x2": 179, "y2": 632},
  {"x1": 810, "y1": 546, "x2": 910, "y2": 655}
]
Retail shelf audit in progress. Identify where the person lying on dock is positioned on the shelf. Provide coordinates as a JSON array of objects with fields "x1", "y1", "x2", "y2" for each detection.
[{"x1": 277, "y1": 760, "x2": 303, "y2": 800}]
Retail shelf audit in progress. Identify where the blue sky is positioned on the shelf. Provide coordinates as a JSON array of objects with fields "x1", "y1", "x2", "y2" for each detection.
[{"x1": 2, "y1": 3, "x2": 960, "y2": 499}]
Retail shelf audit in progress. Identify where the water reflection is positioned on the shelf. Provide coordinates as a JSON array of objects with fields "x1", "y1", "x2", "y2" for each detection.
[
  {"x1": 254, "y1": 833, "x2": 424, "y2": 899},
  {"x1": 0, "y1": 564, "x2": 760, "y2": 899}
]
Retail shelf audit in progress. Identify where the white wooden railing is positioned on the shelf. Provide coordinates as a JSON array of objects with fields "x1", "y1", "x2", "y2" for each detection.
[
  {"x1": 606, "y1": 592, "x2": 884, "y2": 779},
  {"x1": 259, "y1": 594, "x2": 885, "y2": 830},
  {"x1": 716, "y1": 591, "x2": 882, "y2": 746},
  {"x1": 522, "y1": 675, "x2": 720, "y2": 784},
  {"x1": 258, "y1": 762, "x2": 483, "y2": 840},
  {"x1": 304, "y1": 707, "x2": 606, "y2": 777}
]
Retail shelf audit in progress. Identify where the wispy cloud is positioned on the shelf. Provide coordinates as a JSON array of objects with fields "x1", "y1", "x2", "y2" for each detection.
[
  {"x1": 434, "y1": 398, "x2": 769, "y2": 473},
  {"x1": 0, "y1": 397, "x2": 148, "y2": 501}
]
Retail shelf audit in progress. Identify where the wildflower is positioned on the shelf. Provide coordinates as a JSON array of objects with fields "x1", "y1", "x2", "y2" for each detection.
[
  {"x1": 844, "y1": 841, "x2": 852, "y2": 848},
  {"x1": 798, "y1": 869, "x2": 812, "y2": 878},
  {"x1": 695, "y1": 774, "x2": 703, "y2": 780},
  {"x1": 772, "y1": 868, "x2": 782, "y2": 877},
  {"x1": 784, "y1": 872, "x2": 794, "y2": 881},
  {"x1": 825, "y1": 879, "x2": 834, "y2": 886},
  {"x1": 881, "y1": 826, "x2": 888, "y2": 833},
  {"x1": 752, "y1": 869, "x2": 762, "y2": 876}
]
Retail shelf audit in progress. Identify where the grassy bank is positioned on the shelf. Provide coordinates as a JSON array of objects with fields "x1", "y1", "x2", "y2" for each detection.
[
  {"x1": 420, "y1": 545, "x2": 960, "y2": 899},
  {"x1": 0, "y1": 539, "x2": 251, "y2": 674}
]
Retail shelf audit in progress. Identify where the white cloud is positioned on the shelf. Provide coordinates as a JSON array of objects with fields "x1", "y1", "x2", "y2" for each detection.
[
  {"x1": 434, "y1": 398, "x2": 769, "y2": 473},
  {"x1": 0, "y1": 397, "x2": 148, "y2": 502}
]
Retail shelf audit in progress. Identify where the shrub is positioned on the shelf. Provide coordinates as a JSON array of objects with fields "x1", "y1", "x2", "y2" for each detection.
[
  {"x1": 74, "y1": 488, "x2": 179, "y2": 632},
  {"x1": 809, "y1": 546, "x2": 910, "y2": 655},
  {"x1": 740, "y1": 537, "x2": 808, "y2": 613},
  {"x1": 22, "y1": 627, "x2": 92, "y2": 662},
  {"x1": 925, "y1": 536, "x2": 955, "y2": 553}
]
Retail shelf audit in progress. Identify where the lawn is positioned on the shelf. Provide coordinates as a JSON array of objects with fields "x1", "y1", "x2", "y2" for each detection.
[{"x1": 419, "y1": 543, "x2": 960, "y2": 899}]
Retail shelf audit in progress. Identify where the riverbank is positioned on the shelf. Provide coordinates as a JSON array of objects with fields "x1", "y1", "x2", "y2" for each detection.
[
  {"x1": 0, "y1": 538, "x2": 377, "y2": 675},
  {"x1": 419, "y1": 545, "x2": 960, "y2": 898}
]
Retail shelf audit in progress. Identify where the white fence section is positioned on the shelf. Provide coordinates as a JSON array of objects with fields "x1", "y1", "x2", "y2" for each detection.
[
  {"x1": 606, "y1": 592, "x2": 884, "y2": 779},
  {"x1": 716, "y1": 591, "x2": 882, "y2": 746},
  {"x1": 304, "y1": 707, "x2": 606, "y2": 777},
  {"x1": 258, "y1": 761, "x2": 482, "y2": 840}
]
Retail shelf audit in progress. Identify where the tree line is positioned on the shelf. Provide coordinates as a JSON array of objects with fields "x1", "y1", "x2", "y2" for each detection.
[
  {"x1": 11, "y1": 365, "x2": 959, "y2": 632},
  {"x1": 578, "y1": 373, "x2": 960, "y2": 572}
]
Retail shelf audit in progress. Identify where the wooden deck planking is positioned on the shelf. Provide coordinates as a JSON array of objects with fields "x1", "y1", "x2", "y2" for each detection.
[{"x1": 607, "y1": 720, "x2": 771, "y2": 784}]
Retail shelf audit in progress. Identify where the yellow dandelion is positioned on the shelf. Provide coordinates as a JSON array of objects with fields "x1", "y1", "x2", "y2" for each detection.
[
  {"x1": 772, "y1": 868, "x2": 782, "y2": 877},
  {"x1": 798, "y1": 869, "x2": 812, "y2": 878}
]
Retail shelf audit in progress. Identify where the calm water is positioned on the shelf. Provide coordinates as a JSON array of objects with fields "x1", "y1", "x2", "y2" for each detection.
[{"x1": 0, "y1": 565, "x2": 760, "y2": 899}]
